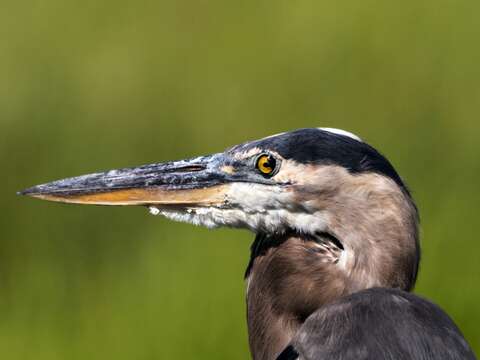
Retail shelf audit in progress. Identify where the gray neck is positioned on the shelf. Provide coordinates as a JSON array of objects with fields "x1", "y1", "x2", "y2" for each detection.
[{"x1": 244, "y1": 169, "x2": 420, "y2": 359}]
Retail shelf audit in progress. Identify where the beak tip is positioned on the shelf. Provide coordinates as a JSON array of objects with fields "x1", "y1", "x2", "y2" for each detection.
[
  {"x1": 17, "y1": 188, "x2": 31, "y2": 196},
  {"x1": 18, "y1": 185, "x2": 43, "y2": 197}
]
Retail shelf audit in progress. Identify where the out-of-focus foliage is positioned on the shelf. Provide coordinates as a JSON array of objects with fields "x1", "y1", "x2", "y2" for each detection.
[{"x1": 1, "y1": 0, "x2": 479, "y2": 358}]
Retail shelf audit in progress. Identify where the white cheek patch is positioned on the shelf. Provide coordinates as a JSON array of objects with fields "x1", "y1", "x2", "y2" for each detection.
[
  {"x1": 319, "y1": 128, "x2": 362, "y2": 142},
  {"x1": 147, "y1": 183, "x2": 330, "y2": 234},
  {"x1": 148, "y1": 206, "x2": 225, "y2": 228},
  {"x1": 159, "y1": 208, "x2": 222, "y2": 229},
  {"x1": 226, "y1": 182, "x2": 289, "y2": 213}
]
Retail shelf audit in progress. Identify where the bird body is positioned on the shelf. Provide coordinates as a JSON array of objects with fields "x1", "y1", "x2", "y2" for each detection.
[
  {"x1": 278, "y1": 287, "x2": 474, "y2": 360},
  {"x1": 20, "y1": 128, "x2": 476, "y2": 359}
]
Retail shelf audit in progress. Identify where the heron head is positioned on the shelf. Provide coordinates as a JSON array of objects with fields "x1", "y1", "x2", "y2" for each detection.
[{"x1": 21, "y1": 128, "x2": 419, "y2": 289}]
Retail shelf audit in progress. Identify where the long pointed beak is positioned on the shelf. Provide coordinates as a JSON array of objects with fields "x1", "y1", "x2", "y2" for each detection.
[{"x1": 19, "y1": 154, "x2": 231, "y2": 207}]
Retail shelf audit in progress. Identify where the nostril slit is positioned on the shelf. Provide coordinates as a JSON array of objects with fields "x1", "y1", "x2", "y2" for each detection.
[{"x1": 169, "y1": 165, "x2": 206, "y2": 173}]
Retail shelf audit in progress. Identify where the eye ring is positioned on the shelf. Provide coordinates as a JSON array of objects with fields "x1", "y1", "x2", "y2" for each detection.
[{"x1": 255, "y1": 153, "x2": 278, "y2": 177}]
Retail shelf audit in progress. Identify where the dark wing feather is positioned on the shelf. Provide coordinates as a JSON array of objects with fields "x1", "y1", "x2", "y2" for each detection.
[
  {"x1": 276, "y1": 345, "x2": 300, "y2": 360},
  {"x1": 278, "y1": 288, "x2": 476, "y2": 360}
]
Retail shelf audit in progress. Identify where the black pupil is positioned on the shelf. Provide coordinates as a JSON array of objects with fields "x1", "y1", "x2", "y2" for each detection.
[{"x1": 262, "y1": 155, "x2": 275, "y2": 171}]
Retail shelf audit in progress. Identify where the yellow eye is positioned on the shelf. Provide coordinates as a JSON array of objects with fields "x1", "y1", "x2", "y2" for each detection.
[{"x1": 256, "y1": 154, "x2": 277, "y2": 176}]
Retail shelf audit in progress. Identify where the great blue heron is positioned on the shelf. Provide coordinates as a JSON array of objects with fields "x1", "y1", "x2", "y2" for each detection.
[{"x1": 20, "y1": 128, "x2": 476, "y2": 359}]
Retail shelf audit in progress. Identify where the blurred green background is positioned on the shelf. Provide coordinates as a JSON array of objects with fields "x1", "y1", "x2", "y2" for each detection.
[{"x1": 1, "y1": 0, "x2": 479, "y2": 358}]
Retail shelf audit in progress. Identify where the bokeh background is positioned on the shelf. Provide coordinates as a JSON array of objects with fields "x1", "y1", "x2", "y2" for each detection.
[{"x1": 1, "y1": 0, "x2": 479, "y2": 358}]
